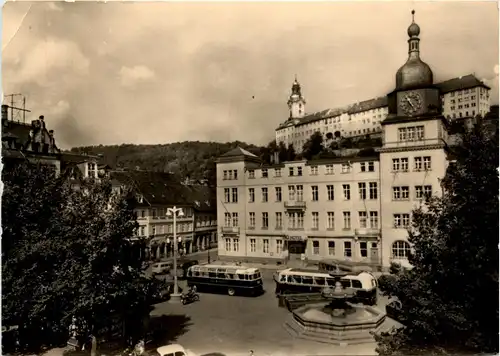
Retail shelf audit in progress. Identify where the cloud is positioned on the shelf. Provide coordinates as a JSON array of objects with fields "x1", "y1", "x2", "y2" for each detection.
[{"x1": 119, "y1": 65, "x2": 156, "y2": 88}]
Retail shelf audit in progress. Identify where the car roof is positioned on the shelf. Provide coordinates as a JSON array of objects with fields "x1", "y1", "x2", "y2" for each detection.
[{"x1": 157, "y1": 344, "x2": 185, "y2": 355}]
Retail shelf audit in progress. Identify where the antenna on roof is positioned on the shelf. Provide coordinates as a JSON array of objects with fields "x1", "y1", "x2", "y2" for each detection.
[{"x1": 4, "y1": 93, "x2": 31, "y2": 123}]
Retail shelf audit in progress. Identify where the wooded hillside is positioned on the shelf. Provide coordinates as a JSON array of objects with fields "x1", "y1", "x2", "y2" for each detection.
[{"x1": 69, "y1": 141, "x2": 263, "y2": 183}]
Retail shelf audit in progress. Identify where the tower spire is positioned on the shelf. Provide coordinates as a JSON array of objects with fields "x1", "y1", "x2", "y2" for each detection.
[
  {"x1": 411, "y1": 9, "x2": 415, "y2": 23},
  {"x1": 287, "y1": 75, "x2": 306, "y2": 120}
]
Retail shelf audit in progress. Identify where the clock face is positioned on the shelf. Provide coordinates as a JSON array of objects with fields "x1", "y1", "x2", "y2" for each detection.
[{"x1": 399, "y1": 92, "x2": 423, "y2": 116}]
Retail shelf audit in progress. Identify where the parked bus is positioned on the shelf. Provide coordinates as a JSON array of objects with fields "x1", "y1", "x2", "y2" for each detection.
[
  {"x1": 186, "y1": 264, "x2": 264, "y2": 297},
  {"x1": 273, "y1": 268, "x2": 378, "y2": 305},
  {"x1": 318, "y1": 259, "x2": 375, "y2": 273}
]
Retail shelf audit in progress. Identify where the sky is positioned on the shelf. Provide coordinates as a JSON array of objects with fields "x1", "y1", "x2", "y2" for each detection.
[{"x1": 2, "y1": 1, "x2": 499, "y2": 149}]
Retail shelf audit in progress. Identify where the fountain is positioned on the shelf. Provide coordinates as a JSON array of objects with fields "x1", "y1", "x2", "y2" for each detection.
[{"x1": 284, "y1": 265, "x2": 386, "y2": 345}]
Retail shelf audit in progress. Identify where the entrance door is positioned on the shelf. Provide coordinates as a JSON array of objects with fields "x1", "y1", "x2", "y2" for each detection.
[
  {"x1": 288, "y1": 241, "x2": 305, "y2": 260},
  {"x1": 370, "y1": 242, "x2": 379, "y2": 263}
]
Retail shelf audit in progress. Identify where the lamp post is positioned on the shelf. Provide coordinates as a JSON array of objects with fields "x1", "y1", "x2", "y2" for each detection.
[{"x1": 166, "y1": 206, "x2": 184, "y2": 303}]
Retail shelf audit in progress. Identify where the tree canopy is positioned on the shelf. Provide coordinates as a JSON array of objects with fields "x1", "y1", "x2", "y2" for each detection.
[
  {"x1": 375, "y1": 122, "x2": 499, "y2": 355},
  {"x1": 302, "y1": 132, "x2": 324, "y2": 160},
  {"x1": 2, "y1": 161, "x2": 164, "y2": 352}
]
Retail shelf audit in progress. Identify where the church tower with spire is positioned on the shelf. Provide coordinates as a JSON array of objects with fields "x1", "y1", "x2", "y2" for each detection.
[
  {"x1": 287, "y1": 76, "x2": 306, "y2": 120},
  {"x1": 378, "y1": 10, "x2": 450, "y2": 270}
]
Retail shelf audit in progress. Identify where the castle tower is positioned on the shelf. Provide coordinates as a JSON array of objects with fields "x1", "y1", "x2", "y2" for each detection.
[{"x1": 287, "y1": 75, "x2": 306, "y2": 120}]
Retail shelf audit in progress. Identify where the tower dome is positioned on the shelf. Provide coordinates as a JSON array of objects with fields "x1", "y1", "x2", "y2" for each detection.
[{"x1": 396, "y1": 10, "x2": 433, "y2": 90}]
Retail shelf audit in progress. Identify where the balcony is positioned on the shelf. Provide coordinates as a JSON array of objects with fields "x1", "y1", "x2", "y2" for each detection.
[
  {"x1": 355, "y1": 228, "x2": 381, "y2": 237},
  {"x1": 284, "y1": 200, "x2": 307, "y2": 210},
  {"x1": 221, "y1": 226, "x2": 240, "y2": 234}
]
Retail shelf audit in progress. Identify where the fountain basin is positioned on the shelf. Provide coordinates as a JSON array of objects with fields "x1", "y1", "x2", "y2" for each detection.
[{"x1": 284, "y1": 302, "x2": 386, "y2": 345}]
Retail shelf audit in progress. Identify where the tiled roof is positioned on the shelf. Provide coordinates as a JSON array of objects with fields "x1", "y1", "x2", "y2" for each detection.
[
  {"x1": 277, "y1": 74, "x2": 490, "y2": 130},
  {"x1": 110, "y1": 170, "x2": 215, "y2": 212},
  {"x1": 435, "y1": 74, "x2": 490, "y2": 93},
  {"x1": 221, "y1": 147, "x2": 257, "y2": 158}
]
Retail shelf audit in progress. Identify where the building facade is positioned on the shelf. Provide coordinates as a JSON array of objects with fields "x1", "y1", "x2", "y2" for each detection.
[
  {"x1": 111, "y1": 170, "x2": 217, "y2": 260},
  {"x1": 217, "y1": 11, "x2": 488, "y2": 270},
  {"x1": 276, "y1": 79, "x2": 490, "y2": 152}
]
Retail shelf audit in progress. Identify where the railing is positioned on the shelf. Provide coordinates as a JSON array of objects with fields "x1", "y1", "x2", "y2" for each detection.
[
  {"x1": 221, "y1": 226, "x2": 240, "y2": 234},
  {"x1": 354, "y1": 228, "x2": 381, "y2": 236},
  {"x1": 284, "y1": 200, "x2": 307, "y2": 209}
]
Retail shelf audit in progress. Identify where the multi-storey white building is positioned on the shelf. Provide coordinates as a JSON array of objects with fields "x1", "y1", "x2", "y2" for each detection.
[
  {"x1": 276, "y1": 78, "x2": 490, "y2": 152},
  {"x1": 217, "y1": 10, "x2": 489, "y2": 270}
]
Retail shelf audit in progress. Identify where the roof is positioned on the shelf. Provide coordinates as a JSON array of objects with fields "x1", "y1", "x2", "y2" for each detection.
[
  {"x1": 221, "y1": 147, "x2": 257, "y2": 158},
  {"x1": 277, "y1": 74, "x2": 490, "y2": 130},
  {"x1": 157, "y1": 344, "x2": 186, "y2": 355},
  {"x1": 435, "y1": 74, "x2": 491, "y2": 93},
  {"x1": 110, "y1": 170, "x2": 215, "y2": 211}
]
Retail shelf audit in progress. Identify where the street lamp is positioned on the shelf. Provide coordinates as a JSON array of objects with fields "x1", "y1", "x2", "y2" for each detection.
[{"x1": 166, "y1": 206, "x2": 184, "y2": 303}]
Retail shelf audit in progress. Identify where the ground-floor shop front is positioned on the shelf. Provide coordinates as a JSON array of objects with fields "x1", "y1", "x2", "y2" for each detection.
[{"x1": 218, "y1": 232, "x2": 391, "y2": 269}]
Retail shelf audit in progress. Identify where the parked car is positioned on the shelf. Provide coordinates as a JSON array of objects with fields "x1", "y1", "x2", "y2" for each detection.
[
  {"x1": 155, "y1": 344, "x2": 197, "y2": 356},
  {"x1": 385, "y1": 299, "x2": 405, "y2": 324},
  {"x1": 152, "y1": 262, "x2": 172, "y2": 276}
]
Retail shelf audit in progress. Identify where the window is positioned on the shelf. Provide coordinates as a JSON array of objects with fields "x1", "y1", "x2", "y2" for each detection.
[
  {"x1": 415, "y1": 185, "x2": 432, "y2": 199},
  {"x1": 343, "y1": 211, "x2": 351, "y2": 229},
  {"x1": 360, "y1": 242, "x2": 368, "y2": 258},
  {"x1": 262, "y1": 187, "x2": 268, "y2": 202},
  {"x1": 344, "y1": 241, "x2": 352, "y2": 257},
  {"x1": 393, "y1": 186, "x2": 410, "y2": 200},
  {"x1": 224, "y1": 213, "x2": 231, "y2": 227},
  {"x1": 327, "y1": 185, "x2": 334, "y2": 200},
  {"x1": 262, "y1": 169, "x2": 268, "y2": 178},
  {"x1": 263, "y1": 239, "x2": 269, "y2": 253},
  {"x1": 296, "y1": 185, "x2": 303, "y2": 201},
  {"x1": 358, "y1": 211, "x2": 367, "y2": 228},
  {"x1": 276, "y1": 239, "x2": 283, "y2": 254},
  {"x1": 262, "y1": 212, "x2": 269, "y2": 229},
  {"x1": 225, "y1": 238, "x2": 231, "y2": 251},
  {"x1": 297, "y1": 212, "x2": 304, "y2": 228},
  {"x1": 341, "y1": 163, "x2": 351, "y2": 173},
  {"x1": 326, "y1": 164, "x2": 334, "y2": 174},
  {"x1": 401, "y1": 158, "x2": 409, "y2": 171},
  {"x1": 328, "y1": 241, "x2": 335, "y2": 256},
  {"x1": 289, "y1": 167, "x2": 294, "y2": 176},
  {"x1": 310, "y1": 166, "x2": 318, "y2": 175},
  {"x1": 288, "y1": 212, "x2": 296, "y2": 229},
  {"x1": 393, "y1": 158, "x2": 409, "y2": 172},
  {"x1": 398, "y1": 125, "x2": 424, "y2": 142},
  {"x1": 311, "y1": 186, "x2": 319, "y2": 201},
  {"x1": 249, "y1": 212, "x2": 255, "y2": 228},
  {"x1": 312, "y1": 212, "x2": 319, "y2": 229},
  {"x1": 232, "y1": 212, "x2": 238, "y2": 226},
  {"x1": 423, "y1": 156, "x2": 431, "y2": 170},
  {"x1": 249, "y1": 170, "x2": 255, "y2": 179},
  {"x1": 233, "y1": 169, "x2": 238, "y2": 179},
  {"x1": 224, "y1": 188, "x2": 230, "y2": 203},
  {"x1": 250, "y1": 239, "x2": 256, "y2": 252},
  {"x1": 358, "y1": 182, "x2": 366, "y2": 200},
  {"x1": 88, "y1": 163, "x2": 97, "y2": 178},
  {"x1": 275, "y1": 187, "x2": 282, "y2": 202},
  {"x1": 248, "y1": 188, "x2": 255, "y2": 203},
  {"x1": 327, "y1": 212, "x2": 335, "y2": 230},
  {"x1": 393, "y1": 213, "x2": 410, "y2": 228},
  {"x1": 313, "y1": 241, "x2": 320, "y2": 255},
  {"x1": 370, "y1": 211, "x2": 379, "y2": 228},
  {"x1": 392, "y1": 240, "x2": 411, "y2": 259},
  {"x1": 369, "y1": 182, "x2": 378, "y2": 199},
  {"x1": 223, "y1": 170, "x2": 228, "y2": 180},
  {"x1": 360, "y1": 161, "x2": 375, "y2": 172},
  {"x1": 343, "y1": 184, "x2": 351, "y2": 200},
  {"x1": 140, "y1": 226, "x2": 145, "y2": 236},
  {"x1": 297, "y1": 167, "x2": 303, "y2": 176},
  {"x1": 276, "y1": 212, "x2": 283, "y2": 229},
  {"x1": 151, "y1": 226, "x2": 156, "y2": 235},
  {"x1": 233, "y1": 238, "x2": 239, "y2": 252},
  {"x1": 231, "y1": 188, "x2": 238, "y2": 203},
  {"x1": 288, "y1": 185, "x2": 295, "y2": 200},
  {"x1": 275, "y1": 168, "x2": 282, "y2": 177}
]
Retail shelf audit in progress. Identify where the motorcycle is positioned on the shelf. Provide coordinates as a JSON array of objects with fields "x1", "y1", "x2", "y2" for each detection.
[{"x1": 181, "y1": 291, "x2": 200, "y2": 305}]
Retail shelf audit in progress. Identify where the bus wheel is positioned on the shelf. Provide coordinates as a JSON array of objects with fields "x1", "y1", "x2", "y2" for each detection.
[{"x1": 228, "y1": 288, "x2": 236, "y2": 296}]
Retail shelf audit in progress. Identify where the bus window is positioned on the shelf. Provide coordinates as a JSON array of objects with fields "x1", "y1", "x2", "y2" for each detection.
[
  {"x1": 217, "y1": 272, "x2": 226, "y2": 279},
  {"x1": 341, "y1": 280, "x2": 351, "y2": 288},
  {"x1": 209, "y1": 271, "x2": 217, "y2": 278},
  {"x1": 257, "y1": 272, "x2": 261, "y2": 278},
  {"x1": 314, "y1": 277, "x2": 326, "y2": 286},
  {"x1": 237, "y1": 274, "x2": 245, "y2": 280},
  {"x1": 326, "y1": 278, "x2": 335, "y2": 286},
  {"x1": 302, "y1": 276, "x2": 313, "y2": 284},
  {"x1": 194, "y1": 271, "x2": 200, "y2": 276},
  {"x1": 187, "y1": 270, "x2": 192, "y2": 277},
  {"x1": 226, "y1": 273, "x2": 234, "y2": 279},
  {"x1": 280, "y1": 275, "x2": 286, "y2": 282},
  {"x1": 352, "y1": 280, "x2": 362, "y2": 289},
  {"x1": 292, "y1": 275, "x2": 302, "y2": 283}
]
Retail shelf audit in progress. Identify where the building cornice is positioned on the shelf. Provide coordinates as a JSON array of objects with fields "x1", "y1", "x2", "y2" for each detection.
[{"x1": 377, "y1": 143, "x2": 446, "y2": 154}]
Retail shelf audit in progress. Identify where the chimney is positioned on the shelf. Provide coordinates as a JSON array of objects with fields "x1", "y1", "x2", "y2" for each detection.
[
  {"x1": 1, "y1": 105, "x2": 8, "y2": 121},
  {"x1": 39, "y1": 115, "x2": 45, "y2": 129}
]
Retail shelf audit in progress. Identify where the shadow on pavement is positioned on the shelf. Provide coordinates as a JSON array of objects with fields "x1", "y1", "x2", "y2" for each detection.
[{"x1": 146, "y1": 314, "x2": 192, "y2": 350}]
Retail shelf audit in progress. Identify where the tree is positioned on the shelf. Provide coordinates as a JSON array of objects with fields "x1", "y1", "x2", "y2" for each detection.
[
  {"x1": 285, "y1": 143, "x2": 296, "y2": 161},
  {"x1": 375, "y1": 122, "x2": 499, "y2": 355},
  {"x1": 302, "y1": 132, "x2": 324, "y2": 160},
  {"x1": 2, "y1": 161, "x2": 163, "y2": 353}
]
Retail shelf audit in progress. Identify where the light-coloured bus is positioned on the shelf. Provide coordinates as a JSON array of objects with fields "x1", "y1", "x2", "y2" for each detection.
[
  {"x1": 273, "y1": 268, "x2": 378, "y2": 305},
  {"x1": 186, "y1": 264, "x2": 264, "y2": 297}
]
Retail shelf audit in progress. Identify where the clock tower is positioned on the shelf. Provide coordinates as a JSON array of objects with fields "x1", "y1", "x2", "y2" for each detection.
[{"x1": 287, "y1": 75, "x2": 306, "y2": 121}]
